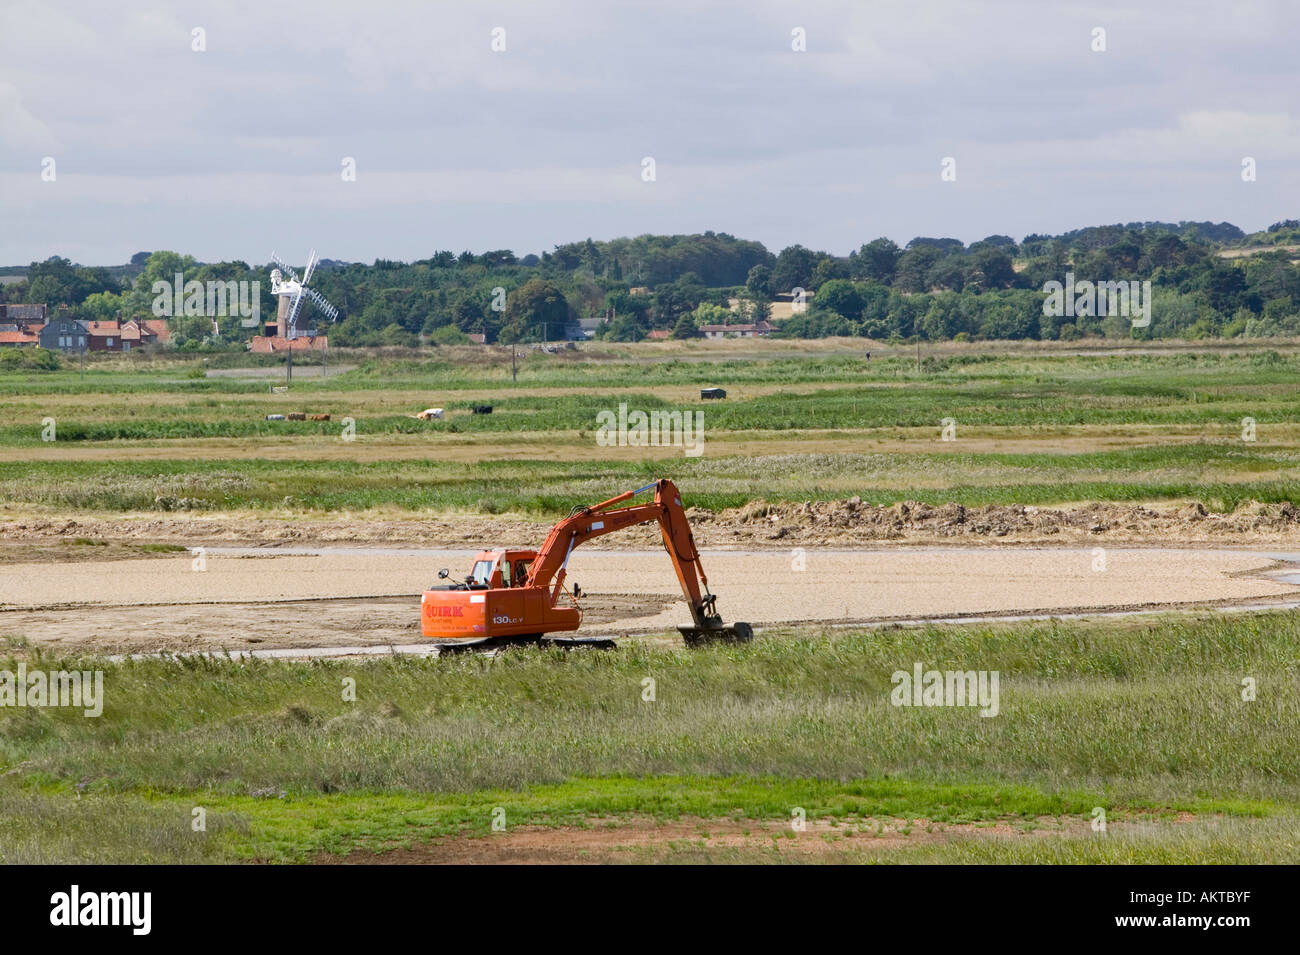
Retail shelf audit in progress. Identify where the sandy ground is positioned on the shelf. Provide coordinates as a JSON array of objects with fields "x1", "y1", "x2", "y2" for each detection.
[{"x1": 0, "y1": 546, "x2": 1294, "y2": 656}]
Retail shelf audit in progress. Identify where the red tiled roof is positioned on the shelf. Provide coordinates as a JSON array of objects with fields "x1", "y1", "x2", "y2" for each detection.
[
  {"x1": 0, "y1": 330, "x2": 38, "y2": 344},
  {"x1": 249, "y1": 335, "x2": 328, "y2": 353},
  {"x1": 140, "y1": 319, "x2": 171, "y2": 342}
]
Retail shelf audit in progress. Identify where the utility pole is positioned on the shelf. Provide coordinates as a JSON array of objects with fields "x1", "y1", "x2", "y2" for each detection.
[{"x1": 512, "y1": 347, "x2": 518, "y2": 382}]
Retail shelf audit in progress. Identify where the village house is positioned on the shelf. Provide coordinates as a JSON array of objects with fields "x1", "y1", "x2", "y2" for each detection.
[
  {"x1": 577, "y1": 316, "x2": 606, "y2": 339},
  {"x1": 80, "y1": 318, "x2": 171, "y2": 352},
  {"x1": 698, "y1": 320, "x2": 775, "y2": 340},
  {"x1": 37, "y1": 315, "x2": 88, "y2": 352},
  {"x1": 0, "y1": 304, "x2": 47, "y2": 346},
  {"x1": 0, "y1": 304, "x2": 48, "y2": 328},
  {"x1": 0, "y1": 324, "x2": 39, "y2": 347}
]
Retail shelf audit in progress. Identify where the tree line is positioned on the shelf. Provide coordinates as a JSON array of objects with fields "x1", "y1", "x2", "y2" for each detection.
[{"x1": 4, "y1": 220, "x2": 1299, "y2": 347}]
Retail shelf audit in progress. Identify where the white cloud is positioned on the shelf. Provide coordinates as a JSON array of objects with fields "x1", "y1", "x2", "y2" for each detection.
[{"x1": 0, "y1": 0, "x2": 1296, "y2": 263}]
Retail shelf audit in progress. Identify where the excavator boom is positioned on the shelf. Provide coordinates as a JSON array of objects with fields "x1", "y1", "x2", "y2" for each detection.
[{"x1": 420, "y1": 480, "x2": 751, "y2": 647}]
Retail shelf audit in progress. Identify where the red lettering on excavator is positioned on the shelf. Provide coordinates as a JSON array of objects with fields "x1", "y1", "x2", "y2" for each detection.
[{"x1": 423, "y1": 603, "x2": 464, "y2": 618}]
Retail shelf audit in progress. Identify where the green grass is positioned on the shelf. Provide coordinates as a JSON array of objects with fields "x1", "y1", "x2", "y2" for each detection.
[
  {"x1": 5, "y1": 350, "x2": 1300, "y2": 436},
  {"x1": 2, "y1": 450, "x2": 1296, "y2": 514},
  {"x1": 5, "y1": 346, "x2": 1300, "y2": 862},
  {"x1": 4, "y1": 349, "x2": 1300, "y2": 514},
  {"x1": 0, "y1": 775, "x2": 1283, "y2": 864},
  {"x1": 1, "y1": 612, "x2": 1297, "y2": 862}
]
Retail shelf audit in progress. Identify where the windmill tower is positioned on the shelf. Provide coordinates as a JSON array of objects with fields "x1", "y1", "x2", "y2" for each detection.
[
  {"x1": 268, "y1": 250, "x2": 340, "y2": 382},
  {"x1": 269, "y1": 249, "x2": 339, "y2": 340}
]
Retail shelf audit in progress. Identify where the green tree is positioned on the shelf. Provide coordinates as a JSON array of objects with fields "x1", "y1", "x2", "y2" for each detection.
[
  {"x1": 771, "y1": 245, "x2": 819, "y2": 293},
  {"x1": 814, "y1": 279, "x2": 864, "y2": 320},
  {"x1": 894, "y1": 246, "x2": 941, "y2": 293},
  {"x1": 429, "y1": 325, "x2": 471, "y2": 345},
  {"x1": 501, "y1": 278, "x2": 570, "y2": 342},
  {"x1": 852, "y1": 238, "x2": 901, "y2": 284},
  {"x1": 652, "y1": 273, "x2": 705, "y2": 327},
  {"x1": 381, "y1": 323, "x2": 418, "y2": 347}
]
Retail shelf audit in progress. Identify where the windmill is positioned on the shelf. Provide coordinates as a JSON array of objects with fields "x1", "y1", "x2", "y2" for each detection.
[
  {"x1": 269, "y1": 249, "x2": 339, "y2": 340},
  {"x1": 269, "y1": 250, "x2": 340, "y2": 383}
]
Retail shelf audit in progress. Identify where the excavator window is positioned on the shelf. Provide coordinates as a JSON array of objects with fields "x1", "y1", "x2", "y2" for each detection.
[
  {"x1": 515, "y1": 560, "x2": 531, "y2": 586},
  {"x1": 500, "y1": 560, "x2": 513, "y2": 587},
  {"x1": 469, "y1": 560, "x2": 494, "y2": 587}
]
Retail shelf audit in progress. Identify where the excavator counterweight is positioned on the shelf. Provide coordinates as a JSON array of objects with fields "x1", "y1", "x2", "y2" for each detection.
[{"x1": 421, "y1": 480, "x2": 751, "y2": 649}]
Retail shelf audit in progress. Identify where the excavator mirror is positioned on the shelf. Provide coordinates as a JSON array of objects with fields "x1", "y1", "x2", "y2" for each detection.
[{"x1": 437, "y1": 568, "x2": 449, "y2": 579}]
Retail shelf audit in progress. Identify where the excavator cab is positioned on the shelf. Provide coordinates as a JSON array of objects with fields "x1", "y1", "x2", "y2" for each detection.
[{"x1": 422, "y1": 549, "x2": 581, "y2": 640}]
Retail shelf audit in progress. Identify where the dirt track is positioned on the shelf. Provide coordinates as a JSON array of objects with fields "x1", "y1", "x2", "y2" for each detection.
[
  {"x1": 318, "y1": 812, "x2": 1143, "y2": 864},
  {"x1": 0, "y1": 546, "x2": 1294, "y2": 656}
]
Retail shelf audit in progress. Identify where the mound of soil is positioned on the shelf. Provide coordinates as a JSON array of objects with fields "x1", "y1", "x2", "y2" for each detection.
[
  {"x1": 684, "y1": 498, "x2": 1300, "y2": 546},
  {"x1": 2, "y1": 498, "x2": 1299, "y2": 555}
]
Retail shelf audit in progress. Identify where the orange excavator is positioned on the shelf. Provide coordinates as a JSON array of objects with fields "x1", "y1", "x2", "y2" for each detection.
[{"x1": 421, "y1": 479, "x2": 752, "y2": 649}]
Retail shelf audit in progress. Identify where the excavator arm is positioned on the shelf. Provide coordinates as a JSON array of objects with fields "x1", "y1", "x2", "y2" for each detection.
[{"x1": 525, "y1": 479, "x2": 751, "y2": 645}]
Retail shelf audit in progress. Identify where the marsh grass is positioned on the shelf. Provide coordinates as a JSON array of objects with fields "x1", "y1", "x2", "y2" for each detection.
[
  {"x1": 3, "y1": 349, "x2": 1299, "y2": 513},
  {"x1": 1, "y1": 612, "x2": 1296, "y2": 861}
]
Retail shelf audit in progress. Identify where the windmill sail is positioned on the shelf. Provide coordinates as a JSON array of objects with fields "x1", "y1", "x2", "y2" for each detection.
[{"x1": 303, "y1": 285, "x2": 338, "y2": 321}]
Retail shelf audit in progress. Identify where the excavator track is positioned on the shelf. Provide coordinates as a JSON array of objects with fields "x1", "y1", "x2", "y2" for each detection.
[
  {"x1": 433, "y1": 634, "x2": 617, "y2": 654},
  {"x1": 678, "y1": 621, "x2": 754, "y2": 647}
]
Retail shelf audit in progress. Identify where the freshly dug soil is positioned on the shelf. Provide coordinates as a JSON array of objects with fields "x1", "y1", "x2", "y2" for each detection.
[{"x1": 4, "y1": 498, "x2": 1300, "y2": 556}]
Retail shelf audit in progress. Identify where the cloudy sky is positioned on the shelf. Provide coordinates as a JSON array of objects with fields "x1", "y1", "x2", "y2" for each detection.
[{"x1": 1, "y1": 0, "x2": 1296, "y2": 265}]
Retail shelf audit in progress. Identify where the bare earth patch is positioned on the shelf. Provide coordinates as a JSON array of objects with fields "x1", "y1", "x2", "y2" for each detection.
[
  {"x1": 5, "y1": 498, "x2": 1300, "y2": 554},
  {"x1": 0, "y1": 544, "x2": 1293, "y2": 655},
  {"x1": 316, "y1": 813, "x2": 1173, "y2": 864}
]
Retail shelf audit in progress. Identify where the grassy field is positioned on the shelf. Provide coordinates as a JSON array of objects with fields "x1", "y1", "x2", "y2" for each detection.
[
  {"x1": 4, "y1": 341, "x2": 1299, "y2": 864},
  {"x1": 1, "y1": 611, "x2": 1296, "y2": 863},
  {"x1": 3, "y1": 343, "x2": 1300, "y2": 516}
]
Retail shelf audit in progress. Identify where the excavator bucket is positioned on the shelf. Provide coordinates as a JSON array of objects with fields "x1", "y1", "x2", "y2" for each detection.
[{"x1": 679, "y1": 621, "x2": 754, "y2": 647}]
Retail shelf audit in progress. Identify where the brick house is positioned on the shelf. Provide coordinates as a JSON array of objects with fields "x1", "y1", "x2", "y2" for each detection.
[
  {"x1": 0, "y1": 304, "x2": 47, "y2": 346},
  {"x1": 0, "y1": 324, "x2": 39, "y2": 347},
  {"x1": 83, "y1": 320, "x2": 124, "y2": 351}
]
